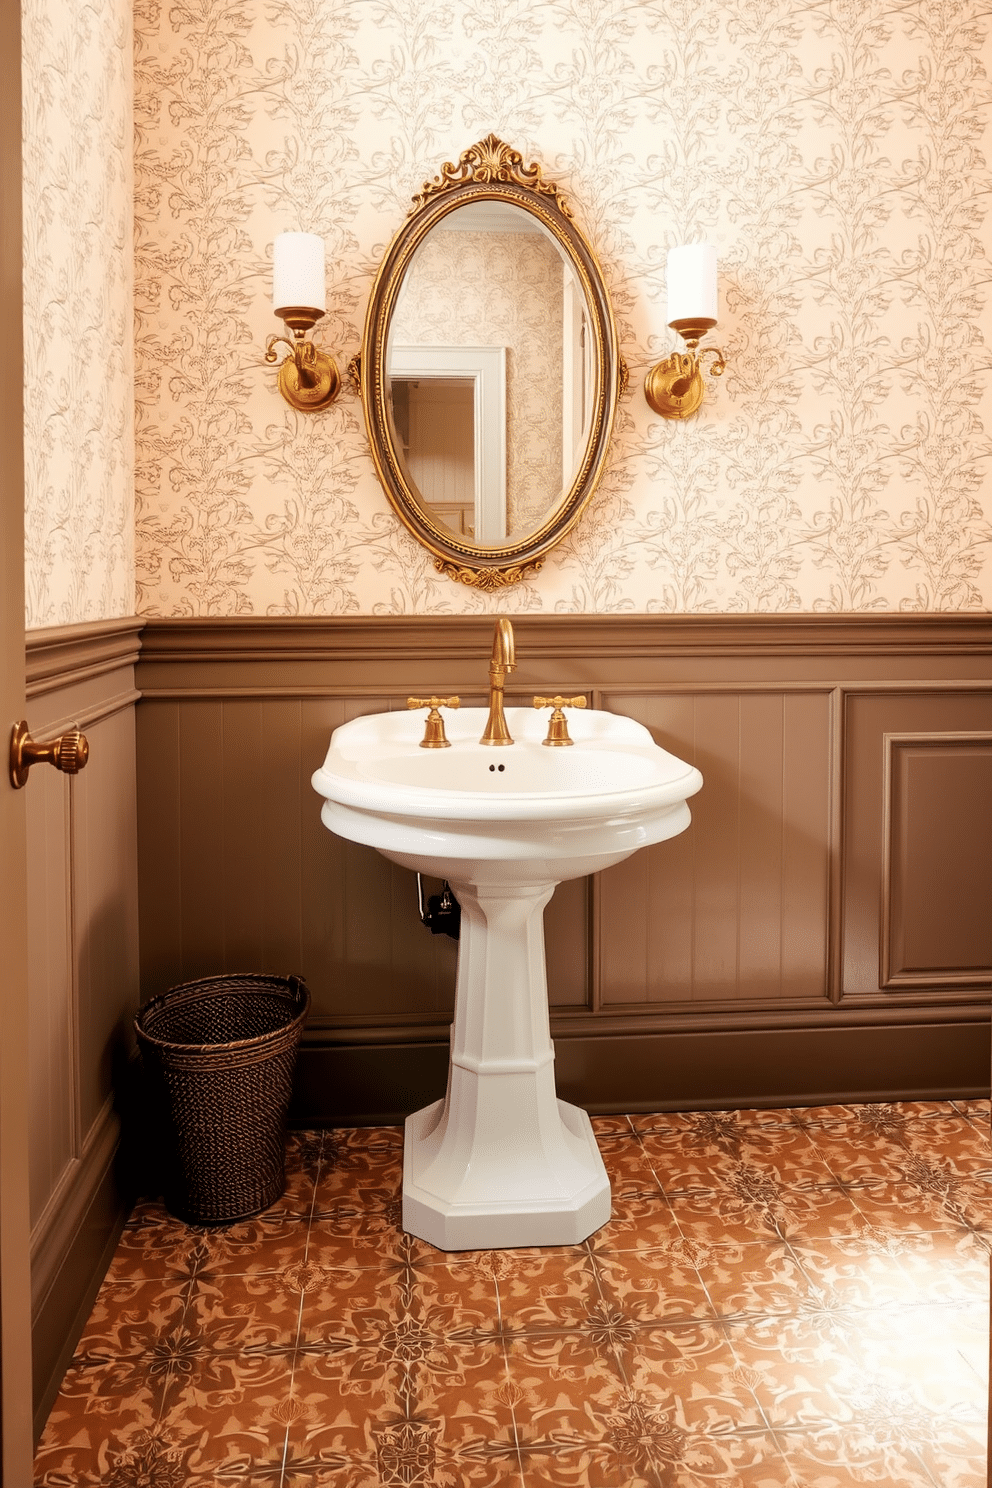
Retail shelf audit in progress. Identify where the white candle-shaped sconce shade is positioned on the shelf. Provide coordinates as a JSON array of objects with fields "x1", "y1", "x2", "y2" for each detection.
[
  {"x1": 272, "y1": 232, "x2": 327, "y2": 316},
  {"x1": 666, "y1": 243, "x2": 718, "y2": 327}
]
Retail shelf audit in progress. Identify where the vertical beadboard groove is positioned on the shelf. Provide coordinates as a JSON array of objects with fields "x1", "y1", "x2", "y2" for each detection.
[
  {"x1": 827, "y1": 686, "x2": 845, "y2": 1005},
  {"x1": 595, "y1": 689, "x2": 832, "y2": 1006},
  {"x1": 66, "y1": 774, "x2": 81, "y2": 1161}
]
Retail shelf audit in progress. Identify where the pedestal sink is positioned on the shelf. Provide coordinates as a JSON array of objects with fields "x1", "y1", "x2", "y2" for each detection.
[{"x1": 312, "y1": 702, "x2": 702, "y2": 1250}]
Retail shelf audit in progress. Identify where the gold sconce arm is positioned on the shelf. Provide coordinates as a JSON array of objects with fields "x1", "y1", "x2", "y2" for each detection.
[
  {"x1": 532, "y1": 694, "x2": 587, "y2": 747},
  {"x1": 265, "y1": 308, "x2": 341, "y2": 412},
  {"x1": 644, "y1": 319, "x2": 726, "y2": 421},
  {"x1": 408, "y1": 695, "x2": 461, "y2": 749}
]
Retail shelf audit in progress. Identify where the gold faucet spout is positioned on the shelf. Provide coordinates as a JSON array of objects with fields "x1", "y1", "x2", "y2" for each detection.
[
  {"x1": 492, "y1": 615, "x2": 515, "y2": 670},
  {"x1": 480, "y1": 617, "x2": 516, "y2": 745}
]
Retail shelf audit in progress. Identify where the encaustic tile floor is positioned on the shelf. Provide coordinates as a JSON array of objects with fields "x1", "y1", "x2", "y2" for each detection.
[{"x1": 35, "y1": 1101, "x2": 990, "y2": 1488}]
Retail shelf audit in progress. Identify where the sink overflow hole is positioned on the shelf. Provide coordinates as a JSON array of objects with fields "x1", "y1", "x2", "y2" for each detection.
[{"x1": 488, "y1": 764, "x2": 506, "y2": 772}]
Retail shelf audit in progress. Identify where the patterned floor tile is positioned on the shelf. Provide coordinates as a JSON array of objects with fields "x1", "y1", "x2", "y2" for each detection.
[
  {"x1": 108, "y1": 1201, "x2": 208, "y2": 1281},
  {"x1": 632, "y1": 1106, "x2": 801, "y2": 1138},
  {"x1": 494, "y1": 1247, "x2": 602, "y2": 1332},
  {"x1": 173, "y1": 1209, "x2": 313, "y2": 1277},
  {"x1": 845, "y1": 1178, "x2": 980, "y2": 1234},
  {"x1": 313, "y1": 1151, "x2": 405, "y2": 1201},
  {"x1": 34, "y1": 1363, "x2": 170, "y2": 1486},
  {"x1": 306, "y1": 1179, "x2": 443, "y2": 1271},
  {"x1": 846, "y1": 1301, "x2": 989, "y2": 1415},
  {"x1": 723, "y1": 1312, "x2": 868, "y2": 1428},
  {"x1": 665, "y1": 1176, "x2": 871, "y2": 1246},
  {"x1": 37, "y1": 1423, "x2": 228, "y2": 1488},
  {"x1": 507, "y1": 1363, "x2": 673, "y2": 1487},
  {"x1": 70, "y1": 1275, "x2": 190, "y2": 1358},
  {"x1": 624, "y1": 1323, "x2": 768, "y2": 1434},
  {"x1": 593, "y1": 1242, "x2": 716, "y2": 1323},
  {"x1": 512, "y1": 1362, "x2": 775, "y2": 1487},
  {"x1": 886, "y1": 1228, "x2": 990, "y2": 1304},
  {"x1": 782, "y1": 1235, "x2": 919, "y2": 1311},
  {"x1": 35, "y1": 1106, "x2": 989, "y2": 1488},
  {"x1": 801, "y1": 1128, "x2": 914, "y2": 1185},
  {"x1": 155, "y1": 1356, "x2": 295, "y2": 1476},
  {"x1": 287, "y1": 1341, "x2": 516, "y2": 1485},
  {"x1": 590, "y1": 1114, "x2": 635, "y2": 1136},
  {"x1": 595, "y1": 1132, "x2": 667, "y2": 1195},
  {"x1": 585, "y1": 1189, "x2": 685, "y2": 1252},
  {"x1": 638, "y1": 1123, "x2": 829, "y2": 1194},
  {"x1": 184, "y1": 1270, "x2": 304, "y2": 1352},
  {"x1": 778, "y1": 1418, "x2": 981, "y2": 1488},
  {"x1": 691, "y1": 1239, "x2": 820, "y2": 1320}
]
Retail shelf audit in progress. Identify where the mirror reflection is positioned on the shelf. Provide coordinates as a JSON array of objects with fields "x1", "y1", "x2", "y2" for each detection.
[{"x1": 385, "y1": 201, "x2": 594, "y2": 548}]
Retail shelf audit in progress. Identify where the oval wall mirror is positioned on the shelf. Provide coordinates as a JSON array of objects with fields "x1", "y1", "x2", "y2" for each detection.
[{"x1": 359, "y1": 136, "x2": 624, "y2": 590}]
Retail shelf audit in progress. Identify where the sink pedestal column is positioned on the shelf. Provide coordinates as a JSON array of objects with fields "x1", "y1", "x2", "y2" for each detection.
[{"x1": 402, "y1": 876, "x2": 610, "y2": 1250}]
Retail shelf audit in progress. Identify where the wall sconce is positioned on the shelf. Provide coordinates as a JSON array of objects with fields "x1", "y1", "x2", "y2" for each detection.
[
  {"x1": 644, "y1": 243, "x2": 726, "y2": 420},
  {"x1": 265, "y1": 232, "x2": 341, "y2": 411}
]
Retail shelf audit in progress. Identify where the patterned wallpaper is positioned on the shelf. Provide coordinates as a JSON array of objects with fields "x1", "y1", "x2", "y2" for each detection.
[
  {"x1": 391, "y1": 227, "x2": 565, "y2": 538},
  {"x1": 129, "y1": 0, "x2": 992, "y2": 616},
  {"x1": 22, "y1": 0, "x2": 134, "y2": 629}
]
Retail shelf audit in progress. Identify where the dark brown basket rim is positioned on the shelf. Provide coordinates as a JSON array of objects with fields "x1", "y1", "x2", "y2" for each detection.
[{"x1": 135, "y1": 972, "x2": 310, "y2": 1055}]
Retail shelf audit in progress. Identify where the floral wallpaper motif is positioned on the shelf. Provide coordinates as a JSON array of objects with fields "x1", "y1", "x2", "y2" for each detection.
[
  {"x1": 131, "y1": 0, "x2": 992, "y2": 616},
  {"x1": 22, "y1": 0, "x2": 134, "y2": 629},
  {"x1": 391, "y1": 227, "x2": 565, "y2": 538}
]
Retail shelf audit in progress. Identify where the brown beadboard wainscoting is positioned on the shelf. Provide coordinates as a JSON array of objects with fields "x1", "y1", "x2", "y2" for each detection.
[
  {"x1": 24, "y1": 618, "x2": 142, "y2": 1435},
  {"x1": 134, "y1": 614, "x2": 992, "y2": 1126}
]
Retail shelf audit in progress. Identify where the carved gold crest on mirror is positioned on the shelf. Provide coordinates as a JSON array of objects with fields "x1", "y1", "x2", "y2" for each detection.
[{"x1": 358, "y1": 136, "x2": 624, "y2": 589}]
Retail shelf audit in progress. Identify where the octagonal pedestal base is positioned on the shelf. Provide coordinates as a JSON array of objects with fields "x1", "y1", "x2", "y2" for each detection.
[{"x1": 403, "y1": 1095, "x2": 610, "y2": 1251}]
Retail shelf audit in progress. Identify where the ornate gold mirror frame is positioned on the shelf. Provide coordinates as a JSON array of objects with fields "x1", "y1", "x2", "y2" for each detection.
[{"x1": 358, "y1": 136, "x2": 624, "y2": 590}]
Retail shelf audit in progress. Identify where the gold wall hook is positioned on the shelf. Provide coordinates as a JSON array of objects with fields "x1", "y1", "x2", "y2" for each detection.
[
  {"x1": 532, "y1": 694, "x2": 587, "y2": 747},
  {"x1": 407, "y1": 696, "x2": 460, "y2": 749},
  {"x1": 9, "y1": 720, "x2": 89, "y2": 790}
]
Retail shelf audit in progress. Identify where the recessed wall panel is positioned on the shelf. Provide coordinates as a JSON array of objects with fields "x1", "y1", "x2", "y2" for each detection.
[
  {"x1": 883, "y1": 735, "x2": 992, "y2": 986},
  {"x1": 73, "y1": 705, "x2": 140, "y2": 1135},
  {"x1": 599, "y1": 690, "x2": 831, "y2": 1005},
  {"x1": 26, "y1": 768, "x2": 73, "y2": 1229},
  {"x1": 843, "y1": 692, "x2": 992, "y2": 997}
]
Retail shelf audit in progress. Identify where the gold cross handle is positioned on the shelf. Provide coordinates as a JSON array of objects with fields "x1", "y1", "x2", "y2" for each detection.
[
  {"x1": 532, "y1": 694, "x2": 587, "y2": 747},
  {"x1": 407, "y1": 696, "x2": 461, "y2": 749}
]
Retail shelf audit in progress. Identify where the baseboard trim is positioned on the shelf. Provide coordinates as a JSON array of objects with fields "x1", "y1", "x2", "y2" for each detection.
[
  {"x1": 31, "y1": 1098, "x2": 119, "y2": 1306},
  {"x1": 291, "y1": 1018, "x2": 991, "y2": 1127},
  {"x1": 30, "y1": 1100, "x2": 127, "y2": 1435}
]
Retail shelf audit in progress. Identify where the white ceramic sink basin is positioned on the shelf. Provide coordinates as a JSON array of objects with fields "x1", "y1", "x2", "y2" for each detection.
[
  {"x1": 313, "y1": 706, "x2": 702, "y2": 879},
  {"x1": 312, "y1": 704, "x2": 702, "y2": 1252}
]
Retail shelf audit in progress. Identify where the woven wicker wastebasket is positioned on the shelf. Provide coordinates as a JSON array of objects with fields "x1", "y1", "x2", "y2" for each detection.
[{"x1": 135, "y1": 973, "x2": 310, "y2": 1225}]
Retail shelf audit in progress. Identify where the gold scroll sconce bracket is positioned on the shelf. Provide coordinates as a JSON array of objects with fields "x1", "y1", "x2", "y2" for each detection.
[
  {"x1": 265, "y1": 307, "x2": 341, "y2": 412},
  {"x1": 644, "y1": 318, "x2": 726, "y2": 421},
  {"x1": 9, "y1": 720, "x2": 89, "y2": 790}
]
